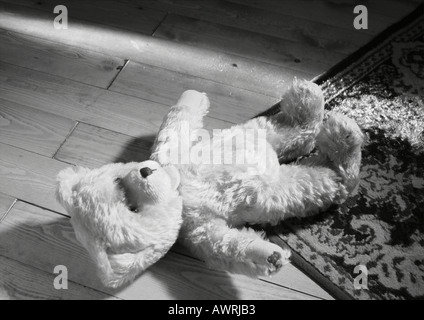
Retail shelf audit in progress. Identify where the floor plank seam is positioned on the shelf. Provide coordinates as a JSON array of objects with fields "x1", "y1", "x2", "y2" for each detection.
[
  {"x1": 0, "y1": 141, "x2": 62, "y2": 160},
  {"x1": 171, "y1": 246, "x2": 319, "y2": 298},
  {"x1": 109, "y1": 71, "x2": 281, "y2": 110},
  {"x1": 76, "y1": 117, "x2": 235, "y2": 141},
  {"x1": 107, "y1": 64, "x2": 280, "y2": 106},
  {"x1": 0, "y1": 59, "x2": 109, "y2": 90},
  {"x1": 15, "y1": 199, "x2": 69, "y2": 219},
  {"x1": 0, "y1": 25, "x2": 125, "y2": 66},
  {"x1": 0, "y1": 29, "x2": 283, "y2": 100},
  {"x1": 259, "y1": 278, "x2": 325, "y2": 300},
  {"x1": 106, "y1": 59, "x2": 130, "y2": 90},
  {"x1": 136, "y1": 36, "x2": 313, "y2": 95},
  {"x1": 52, "y1": 121, "x2": 79, "y2": 161},
  {"x1": 3, "y1": 198, "x2": 326, "y2": 299},
  {"x1": 0, "y1": 27, "x2": 285, "y2": 99},
  {"x1": 269, "y1": 231, "x2": 335, "y2": 299},
  {"x1": 0, "y1": 253, "x2": 122, "y2": 300},
  {"x1": 154, "y1": 13, "x2": 348, "y2": 68},
  {"x1": 0, "y1": 198, "x2": 17, "y2": 225},
  {"x1": 220, "y1": 0, "x2": 377, "y2": 35},
  {"x1": 54, "y1": 158, "x2": 77, "y2": 167},
  {"x1": 0, "y1": 59, "x2": 214, "y2": 122},
  {"x1": 74, "y1": 120, "x2": 150, "y2": 143},
  {"x1": 151, "y1": 11, "x2": 169, "y2": 36},
  {"x1": 1, "y1": 54, "x2": 279, "y2": 114}
]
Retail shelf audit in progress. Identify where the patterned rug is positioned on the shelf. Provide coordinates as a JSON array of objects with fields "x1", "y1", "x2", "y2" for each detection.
[{"x1": 267, "y1": 4, "x2": 424, "y2": 300}]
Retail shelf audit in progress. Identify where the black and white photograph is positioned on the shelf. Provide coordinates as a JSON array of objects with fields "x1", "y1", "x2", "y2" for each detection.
[{"x1": 0, "y1": 0, "x2": 423, "y2": 303}]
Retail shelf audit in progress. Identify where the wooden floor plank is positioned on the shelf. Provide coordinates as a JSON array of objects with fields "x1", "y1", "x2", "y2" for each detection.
[
  {"x1": 0, "y1": 0, "x2": 167, "y2": 35},
  {"x1": 0, "y1": 256, "x2": 119, "y2": 300},
  {"x1": 0, "y1": 143, "x2": 68, "y2": 214},
  {"x1": 0, "y1": 2, "x2": 311, "y2": 97},
  {"x1": 0, "y1": 98, "x2": 76, "y2": 157},
  {"x1": 0, "y1": 62, "x2": 233, "y2": 139},
  {"x1": 0, "y1": 61, "x2": 168, "y2": 138},
  {"x1": 339, "y1": 0, "x2": 421, "y2": 19},
  {"x1": 110, "y1": 61, "x2": 279, "y2": 123},
  {"x1": 55, "y1": 123, "x2": 152, "y2": 168},
  {"x1": 138, "y1": 0, "x2": 374, "y2": 52},
  {"x1": 0, "y1": 28, "x2": 126, "y2": 88},
  {"x1": 171, "y1": 242, "x2": 333, "y2": 300},
  {"x1": 0, "y1": 201, "x2": 317, "y2": 300},
  {"x1": 0, "y1": 193, "x2": 15, "y2": 222},
  {"x1": 154, "y1": 14, "x2": 346, "y2": 75},
  {"x1": 54, "y1": 120, "x2": 232, "y2": 169},
  {"x1": 225, "y1": 0, "x2": 407, "y2": 35}
]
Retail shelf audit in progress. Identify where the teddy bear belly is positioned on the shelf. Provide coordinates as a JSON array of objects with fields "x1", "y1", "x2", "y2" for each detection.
[
  {"x1": 178, "y1": 137, "x2": 280, "y2": 225},
  {"x1": 180, "y1": 179, "x2": 282, "y2": 228},
  {"x1": 179, "y1": 169, "x2": 279, "y2": 226}
]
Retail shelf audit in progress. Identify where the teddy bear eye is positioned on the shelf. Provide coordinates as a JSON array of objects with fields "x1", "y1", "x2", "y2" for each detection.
[{"x1": 130, "y1": 206, "x2": 138, "y2": 213}]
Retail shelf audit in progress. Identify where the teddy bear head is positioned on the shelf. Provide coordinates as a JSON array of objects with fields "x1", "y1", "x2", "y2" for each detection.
[{"x1": 56, "y1": 160, "x2": 182, "y2": 288}]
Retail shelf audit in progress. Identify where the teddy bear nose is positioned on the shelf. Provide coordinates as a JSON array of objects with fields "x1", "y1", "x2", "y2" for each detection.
[{"x1": 140, "y1": 167, "x2": 153, "y2": 178}]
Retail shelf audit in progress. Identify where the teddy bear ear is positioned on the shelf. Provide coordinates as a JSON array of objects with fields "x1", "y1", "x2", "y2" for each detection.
[
  {"x1": 56, "y1": 166, "x2": 91, "y2": 210},
  {"x1": 163, "y1": 165, "x2": 180, "y2": 190}
]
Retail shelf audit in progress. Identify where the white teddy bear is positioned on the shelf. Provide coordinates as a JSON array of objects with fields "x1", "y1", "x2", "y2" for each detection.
[{"x1": 56, "y1": 79, "x2": 364, "y2": 288}]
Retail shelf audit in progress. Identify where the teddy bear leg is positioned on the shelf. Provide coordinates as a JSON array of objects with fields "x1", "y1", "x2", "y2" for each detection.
[
  {"x1": 181, "y1": 219, "x2": 290, "y2": 277},
  {"x1": 248, "y1": 163, "x2": 348, "y2": 223},
  {"x1": 269, "y1": 79, "x2": 325, "y2": 162},
  {"x1": 151, "y1": 90, "x2": 210, "y2": 165},
  {"x1": 249, "y1": 113, "x2": 364, "y2": 223},
  {"x1": 233, "y1": 80, "x2": 324, "y2": 163},
  {"x1": 274, "y1": 79, "x2": 324, "y2": 129}
]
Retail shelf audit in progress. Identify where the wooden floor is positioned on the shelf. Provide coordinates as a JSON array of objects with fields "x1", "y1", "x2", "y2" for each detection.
[{"x1": 0, "y1": 0, "x2": 420, "y2": 300}]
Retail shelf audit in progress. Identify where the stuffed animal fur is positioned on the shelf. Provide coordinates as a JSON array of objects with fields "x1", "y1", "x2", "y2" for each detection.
[
  {"x1": 56, "y1": 162, "x2": 182, "y2": 288},
  {"x1": 56, "y1": 79, "x2": 364, "y2": 288}
]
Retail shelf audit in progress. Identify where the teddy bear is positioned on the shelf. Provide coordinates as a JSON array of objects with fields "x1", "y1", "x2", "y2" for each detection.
[
  {"x1": 56, "y1": 161, "x2": 182, "y2": 288},
  {"x1": 56, "y1": 79, "x2": 364, "y2": 288}
]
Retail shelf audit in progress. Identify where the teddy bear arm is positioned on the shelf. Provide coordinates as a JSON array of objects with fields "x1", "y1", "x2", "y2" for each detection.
[{"x1": 151, "y1": 90, "x2": 210, "y2": 165}]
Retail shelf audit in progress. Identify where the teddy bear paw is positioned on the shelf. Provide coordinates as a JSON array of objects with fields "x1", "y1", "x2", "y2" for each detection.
[
  {"x1": 267, "y1": 251, "x2": 283, "y2": 271},
  {"x1": 316, "y1": 112, "x2": 364, "y2": 157},
  {"x1": 278, "y1": 79, "x2": 324, "y2": 126},
  {"x1": 246, "y1": 240, "x2": 291, "y2": 276},
  {"x1": 176, "y1": 90, "x2": 210, "y2": 114},
  {"x1": 267, "y1": 248, "x2": 291, "y2": 273}
]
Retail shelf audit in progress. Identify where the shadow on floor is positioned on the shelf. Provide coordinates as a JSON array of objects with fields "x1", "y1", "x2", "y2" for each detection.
[{"x1": 0, "y1": 212, "x2": 241, "y2": 300}]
